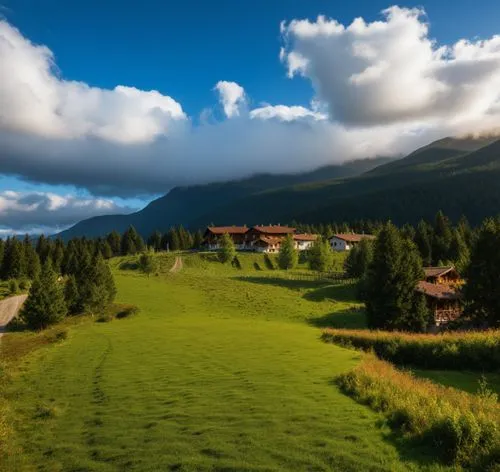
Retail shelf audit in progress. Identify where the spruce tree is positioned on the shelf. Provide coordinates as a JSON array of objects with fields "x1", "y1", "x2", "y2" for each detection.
[
  {"x1": 218, "y1": 233, "x2": 236, "y2": 264},
  {"x1": 433, "y1": 211, "x2": 453, "y2": 264},
  {"x1": 193, "y1": 230, "x2": 204, "y2": 249},
  {"x1": 22, "y1": 260, "x2": 67, "y2": 330},
  {"x1": 363, "y1": 223, "x2": 429, "y2": 331},
  {"x1": 2, "y1": 238, "x2": 26, "y2": 280},
  {"x1": 463, "y1": 218, "x2": 500, "y2": 327},
  {"x1": 107, "y1": 231, "x2": 122, "y2": 256},
  {"x1": 147, "y1": 231, "x2": 162, "y2": 252},
  {"x1": 139, "y1": 250, "x2": 157, "y2": 276},
  {"x1": 64, "y1": 275, "x2": 80, "y2": 315},
  {"x1": 278, "y1": 235, "x2": 298, "y2": 270},
  {"x1": 121, "y1": 226, "x2": 138, "y2": 255},
  {"x1": 79, "y1": 254, "x2": 116, "y2": 314},
  {"x1": 308, "y1": 238, "x2": 333, "y2": 272},
  {"x1": 344, "y1": 238, "x2": 373, "y2": 278},
  {"x1": 414, "y1": 220, "x2": 432, "y2": 266}
]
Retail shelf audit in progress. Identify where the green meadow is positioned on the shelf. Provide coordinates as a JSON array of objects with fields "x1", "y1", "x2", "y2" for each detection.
[{"x1": 3, "y1": 253, "x2": 457, "y2": 471}]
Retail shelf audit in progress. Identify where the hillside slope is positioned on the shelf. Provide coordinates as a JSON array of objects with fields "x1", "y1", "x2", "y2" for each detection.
[
  {"x1": 57, "y1": 157, "x2": 392, "y2": 239},
  {"x1": 58, "y1": 136, "x2": 500, "y2": 238}
]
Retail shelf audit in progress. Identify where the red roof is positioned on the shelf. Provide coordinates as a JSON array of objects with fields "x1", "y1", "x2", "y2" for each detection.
[
  {"x1": 254, "y1": 236, "x2": 282, "y2": 246},
  {"x1": 293, "y1": 233, "x2": 318, "y2": 241},
  {"x1": 205, "y1": 226, "x2": 249, "y2": 235},
  {"x1": 252, "y1": 225, "x2": 296, "y2": 234},
  {"x1": 332, "y1": 233, "x2": 375, "y2": 243},
  {"x1": 416, "y1": 281, "x2": 461, "y2": 300}
]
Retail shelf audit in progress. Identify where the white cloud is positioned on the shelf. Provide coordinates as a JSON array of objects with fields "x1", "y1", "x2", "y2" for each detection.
[
  {"x1": 0, "y1": 191, "x2": 130, "y2": 231},
  {"x1": 280, "y1": 6, "x2": 500, "y2": 130},
  {"x1": 250, "y1": 104, "x2": 327, "y2": 122},
  {"x1": 0, "y1": 21, "x2": 186, "y2": 144},
  {"x1": 0, "y1": 10, "x2": 499, "y2": 203},
  {"x1": 214, "y1": 80, "x2": 246, "y2": 118}
]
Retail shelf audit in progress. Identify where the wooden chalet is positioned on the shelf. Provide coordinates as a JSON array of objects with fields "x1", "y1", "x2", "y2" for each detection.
[
  {"x1": 203, "y1": 226, "x2": 249, "y2": 250},
  {"x1": 416, "y1": 281, "x2": 462, "y2": 327},
  {"x1": 252, "y1": 233, "x2": 318, "y2": 253},
  {"x1": 423, "y1": 266, "x2": 462, "y2": 286}
]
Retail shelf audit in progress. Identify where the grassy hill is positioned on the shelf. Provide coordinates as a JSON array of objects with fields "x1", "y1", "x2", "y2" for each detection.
[{"x1": 2, "y1": 252, "x2": 458, "y2": 471}]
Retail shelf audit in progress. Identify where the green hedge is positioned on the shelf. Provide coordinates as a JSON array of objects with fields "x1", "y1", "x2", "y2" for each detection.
[{"x1": 322, "y1": 329, "x2": 500, "y2": 371}]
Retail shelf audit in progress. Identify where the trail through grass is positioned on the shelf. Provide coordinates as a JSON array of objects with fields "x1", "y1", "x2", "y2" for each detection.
[{"x1": 3, "y1": 253, "x2": 447, "y2": 471}]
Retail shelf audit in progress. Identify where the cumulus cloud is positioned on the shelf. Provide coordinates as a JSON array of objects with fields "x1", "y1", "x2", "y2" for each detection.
[
  {"x1": 214, "y1": 80, "x2": 246, "y2": 118},
  {"x1": 0, "y1": 9, "x2": 499, "y2": 200},
  {"x1": 280, "y1": 6, "x2": 500, "y2": 130},
  {"x1": 0, "y1": 21, "x2": 186, "y2": 144},
  {"x1": 0, "y1": 191, "x2": 131, "y2": 232}
]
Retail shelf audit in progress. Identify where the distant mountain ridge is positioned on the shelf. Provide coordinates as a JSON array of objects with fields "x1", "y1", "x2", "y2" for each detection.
[
  {"x1": 57, "y1": 157, "x2": 392, "y2": 239},
  {"x1": 57, "y1": 136, "x2": 500, "y2": 239}
]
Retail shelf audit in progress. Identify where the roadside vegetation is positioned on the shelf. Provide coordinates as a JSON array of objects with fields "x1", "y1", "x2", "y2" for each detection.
[
  {"x1": 337, "y1": 355, "x2": 499, "y2": 469},
  {"x1": 321, "y1": 328, "x2": 500, "y2": 371}
]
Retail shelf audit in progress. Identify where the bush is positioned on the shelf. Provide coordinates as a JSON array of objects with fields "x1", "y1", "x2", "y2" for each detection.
[
  {"x1": 337, "y1": 355, "x2": 499, "y2": 468},
  {"x1": 19, "y1": 279, "x2": 30, "y2": 291},
  {"x1": 8, "y1": 279, "x2": 18, "y2": 295},
  {"x1": 322, "y1": 328, "x2": 500, "y2": 371}
]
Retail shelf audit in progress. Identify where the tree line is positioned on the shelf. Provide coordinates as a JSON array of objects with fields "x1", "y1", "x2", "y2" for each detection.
[{"x1": 344, "y1": 217, "x2": 500, "y2": 331}]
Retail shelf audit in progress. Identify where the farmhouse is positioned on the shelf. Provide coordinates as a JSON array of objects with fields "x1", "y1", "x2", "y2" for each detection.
[
  {"x1": 203, "y1": 226, "x2": 249, "y2": 250},
  {"x1": 203, "y1": 224, "x2": 318, "y2": 253},
  {"x1": 329, "y1": 233, "x2": 375, "y2": 252},
  {"x1": 416, "y1": 281, "x2": 462, "y2": 327},
  {"x1": 252, "y1": 233, "x2": 318, "y2": 253}
]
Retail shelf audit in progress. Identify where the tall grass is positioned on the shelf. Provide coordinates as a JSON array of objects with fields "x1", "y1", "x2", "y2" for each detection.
[
  {"x1": 322, "y1": 328, "x2": 500, "y2": 371},
  {"x1": 337, "y1": 355, "x2": 500, "y2": 468}
]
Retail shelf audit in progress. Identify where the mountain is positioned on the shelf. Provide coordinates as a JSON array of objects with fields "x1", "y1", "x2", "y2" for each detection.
[
  {"x1": 58, "y1": 136, "x2": 500, "y2": 239},
  {"x1": 57, "y1": 157, "x2": 392, "y2": 239}
]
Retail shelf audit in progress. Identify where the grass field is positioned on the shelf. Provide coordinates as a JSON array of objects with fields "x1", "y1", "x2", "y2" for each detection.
[{"x1": 2, "y1": 253, "x2": 452, "y2": 471}]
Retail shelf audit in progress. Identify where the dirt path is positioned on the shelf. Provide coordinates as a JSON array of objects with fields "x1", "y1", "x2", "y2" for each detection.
[
  {"x1": 169, "y1": 256, "x2": 183, "y2": 273},
  {"x1": 0, "y1": 294, "x2": 27, "y2": 339}
]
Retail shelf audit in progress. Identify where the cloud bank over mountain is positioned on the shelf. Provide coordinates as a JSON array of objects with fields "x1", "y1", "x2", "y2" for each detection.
[
  {"x1": 0, "y1": 6, "x2": 499, "y2": 203},
  {"x1": 0, "y1": 191, "x2": 130, "y2": 233}
]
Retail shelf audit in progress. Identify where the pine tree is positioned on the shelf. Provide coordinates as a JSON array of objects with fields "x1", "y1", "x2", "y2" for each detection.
[
  {"x1": 107, "y1": 231, "x2": 122, "y2": 256},
  {"x1": 52, "y1": 239, "x2": 65, "y2": 272},
  {"x1": 449, "y1": 228, "x2": 470, "y2": 274},
  {"x1": 278, "y1": 235, "x2": 298, "y2": 270},
  {"x1": 147, "y1": 231, "x2": 162, "y2": 252},
  {"x1": 167, "y1": 228, "x2": 180, "y2": 251},
  {"x1": 79, "y1": 254, "x2": 116, "y2": 314},
  {"x1": 344, "y1": 238, "x2": 373, "y2": 278},
  {"x1": 308, "y1": 238, "x2": 333, "y2": 272},
  {"x1": 2, "y1": 238, "x2": 26, "y2": 280},
  {"x1": 121, "y1": 226, "x2": 138, "y2": 255},
  {"x1": 414, "y1": 220, "x2": 432, "y2": 266},
  {"x1": 99, "y1": 240, "x2": 113, "y2": 259},
  {"x1": 193, "y1": 230, "x2": 204, "y2": 249},
  {"x1": 433, "y1": 211, "x2": 453, "y2": 264},
  {"x1": 36, "y1": 235, "x2": 52, "y2": 264},
  {"x1": 218, "y1": 233, "x2": 236, "y2": 264},
  {"x1": 64, "y1": 275, "x2": 80, "y2": 315},
  {"x1": 139, "y1": 250, "x2": 157, "y2": 276},
  {"x1": 363, "y1": 223, "x2": 429, "y2": 331},
  {"x1": 463, "y1": 218, "x2": 500, "y2": 327},
  {"x1": 21, "y1": 260, "x2": 67, "y2": 330}
]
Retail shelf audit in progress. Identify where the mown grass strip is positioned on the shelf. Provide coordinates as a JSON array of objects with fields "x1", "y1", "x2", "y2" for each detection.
[
  {"x1": 322, "y1": 328, "x2": 500, "y2": 371},
  {"x1": 337, "y1": 355, "x2": 500, "y2": 469}
]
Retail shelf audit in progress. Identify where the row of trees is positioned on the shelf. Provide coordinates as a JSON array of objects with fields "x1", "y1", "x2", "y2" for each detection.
[{"x1": 345, "y1": 217, "x2": 500, "y2": 331}]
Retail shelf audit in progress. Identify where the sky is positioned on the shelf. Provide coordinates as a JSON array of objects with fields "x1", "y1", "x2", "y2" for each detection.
[{"x1": 0, "y1": 0, "x2": 499, "y2": 235}]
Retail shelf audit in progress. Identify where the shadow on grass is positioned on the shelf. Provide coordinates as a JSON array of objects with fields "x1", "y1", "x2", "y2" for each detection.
[
  {"x1": 308, "y1": 310, "x2": 366, "y2": 329},
  {"x1": 253, "y1": 262, "x2": 262, "y2": 271},
  {"x1": 304, "y1": 284, "x2": 358, "y2": 303},
  {"x1": 235, "y1": 276, "x2": 324, "y2": 291}
]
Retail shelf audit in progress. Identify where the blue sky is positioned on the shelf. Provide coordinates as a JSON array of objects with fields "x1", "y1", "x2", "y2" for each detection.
[{"x1": 0, "y1": 1, "x2": 499, "y2": 233}]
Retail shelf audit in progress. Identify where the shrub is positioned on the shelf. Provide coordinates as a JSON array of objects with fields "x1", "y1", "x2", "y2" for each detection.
[
  {"x1": 18, "y1": 279, "x2": 30, "y2": 291},
  {"x1": 8, "y1": 279, "x2": 18, "y2": 295},
  {"x1": 337, "y1": 355, "x2": 499, "y2": 468},
  {"x1": 322, "y1": 328, "x2": 500, "y2": 371}
]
